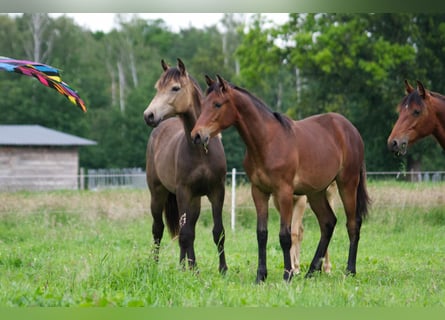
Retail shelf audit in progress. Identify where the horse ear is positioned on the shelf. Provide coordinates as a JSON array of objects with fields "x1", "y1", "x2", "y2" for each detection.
[
  {"x1": 404, "y1": 79, "x2": 414, "y2": 94},
  {"x1": 205, "y1": 75, "x2": 214, "y2": 87},
  {"x1": 161, "y1": 59, "x2": 169, "y2": 72},
  {"x1": 416, "y1": 80, "x2": 427, "y2": 99},
  {"x1": 216, "y1": 74, "x2": 227, "y2": 92},
  {"x1": 177, "y1": 58, "x2": 187, "y2": 75}
]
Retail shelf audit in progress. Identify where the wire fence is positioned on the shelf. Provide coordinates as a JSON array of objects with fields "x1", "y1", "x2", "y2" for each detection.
[
  {"x1": 1, "y1": 168, "x2": 445, "y2": 192},
  {"x1": 1, "y1": 168, "x2": 444, "y2": 231}
]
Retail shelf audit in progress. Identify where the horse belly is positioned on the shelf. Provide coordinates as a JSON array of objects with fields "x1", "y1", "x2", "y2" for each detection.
[
  {"x1": 147, "y1": 126, "x2": 182, "y2": 193},
  {"x1": 292, "y1": 146, "x2": 341, "y2": 193}
]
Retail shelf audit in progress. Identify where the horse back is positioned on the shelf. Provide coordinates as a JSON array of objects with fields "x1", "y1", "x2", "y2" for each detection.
[
  {"x1": 295, "y1": 112, "x2": 363, "y2": 155},
  {"x1": 289, "y1": 112, "x2": 364, "y2": 191}
]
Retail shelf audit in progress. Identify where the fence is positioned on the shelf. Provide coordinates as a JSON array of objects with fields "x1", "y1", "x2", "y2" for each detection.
[
  {"x1": 2, "y1": 167, "x2": 444, "y2": 231},
  {"x1": 85, "y1": 168, "x2": 147, "y2": 190},
  {"x1": 82, "y1": 168, "x2": 445, "y2": 190}
]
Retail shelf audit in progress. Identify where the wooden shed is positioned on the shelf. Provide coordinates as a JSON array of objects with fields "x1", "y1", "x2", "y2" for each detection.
[{"x1": 0, "y1": 125, "x2": 96, "y2": 191}]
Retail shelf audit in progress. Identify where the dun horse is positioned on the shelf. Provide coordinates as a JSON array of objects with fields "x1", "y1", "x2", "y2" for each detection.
[
  {"x1": 191, "y1": 75, "x2": 370, "y2": 282},
  {"x1": 143, "y1": 59, "x2": 227, "y2": 273},
  {"x1": 388, "y1": 80, "x2": 445, "y2": 155}
]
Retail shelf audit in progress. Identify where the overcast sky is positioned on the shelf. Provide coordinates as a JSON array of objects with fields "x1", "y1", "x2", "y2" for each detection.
[{"x1": 48, "y1": 13, "x2": 289, "y2": 32}]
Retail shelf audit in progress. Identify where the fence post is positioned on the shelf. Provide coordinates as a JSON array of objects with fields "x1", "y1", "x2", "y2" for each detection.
[
  {"x1": 231, "y1": 168, "x2": 236, "y2": 231},
  {"x1": 79, "y1": 167, "x2": 85, "y2": 190}
]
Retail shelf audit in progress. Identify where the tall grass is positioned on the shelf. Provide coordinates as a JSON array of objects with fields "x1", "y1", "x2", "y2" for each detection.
[{"x1": 0, "y1": 182, "x2": 444, "y2": 306}]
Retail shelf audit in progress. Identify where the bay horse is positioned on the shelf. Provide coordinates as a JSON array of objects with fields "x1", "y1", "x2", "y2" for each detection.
[
  {"x1": 388, "y1": 80, "x2": 445, "y2": 155},
  {"x1": 289, "y1": 183, "x2": 336, "y2": 275},
  {"x1": 191, "y1": 75, "x2": 370, "y2": 282},
  {"x1": 143, "y1": 59, "x2": 227, "y2": 273}
]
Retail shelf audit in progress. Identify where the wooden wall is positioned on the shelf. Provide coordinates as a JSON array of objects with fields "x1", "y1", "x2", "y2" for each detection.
[{"x1": 0, "y1": 146, "x2": 79, "y2": 191}]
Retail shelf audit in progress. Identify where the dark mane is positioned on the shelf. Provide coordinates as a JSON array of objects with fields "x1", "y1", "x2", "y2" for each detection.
[
  {"x1": 401, "y1": 89, "x2": 445, "y2": 111},
  {"x1": 233, "y1": 85, "x2": 292, "y2": 130},
  {"x1": 401, "y1": 90, "x2": 424, "y2": 109},
  {"x1": 207, "y1": 81, "x2": 292, "y2": 130},
  {"x1": 431, "y1": 91, "x2": 445, "y2": 102}
]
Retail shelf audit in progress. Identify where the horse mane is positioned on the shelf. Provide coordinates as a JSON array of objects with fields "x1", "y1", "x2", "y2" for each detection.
[
  {"x1": 400, "y1": 89, "x2": 445, "y2": 110},
  {"x1": 233, "y1": 85, "x2": 293, "y2": 130},
  {"x1": 207, "y1": 81, "x2": 292, "y2": 130},
  {"x1": 400, "y1": 90, "x2": 424, "y2": 110},
  {"x1": 430, "y1": 91, "x2": 445, "y2": 102}
]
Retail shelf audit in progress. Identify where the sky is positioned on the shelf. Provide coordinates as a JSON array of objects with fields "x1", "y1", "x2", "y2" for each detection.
[{"x1": 48, "y1": 13, "x2": 289, "y2": 33}]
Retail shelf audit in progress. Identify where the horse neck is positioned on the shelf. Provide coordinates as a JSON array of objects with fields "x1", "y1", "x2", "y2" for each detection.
[
  {"x1": 178, "y1": 89, "x2": 201, "y2": 142},
  {"x1": 431, "y1": 95, "x2": 445, "y2": 149},
  {"x1": 233, "y1": 92, "x2": 284, "y2": 161}
]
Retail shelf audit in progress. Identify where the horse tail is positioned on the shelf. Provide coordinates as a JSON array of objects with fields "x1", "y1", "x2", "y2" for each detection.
[
  {"x1": 356, "y1": 162, "x2": 371, "y2": 222},
  {"x1": 164, "y1": 192, "x2": 180, "y2": 237}
]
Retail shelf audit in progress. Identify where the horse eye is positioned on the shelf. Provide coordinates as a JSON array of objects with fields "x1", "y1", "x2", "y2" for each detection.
[
  {"x1": 412, "y1": 109, "x2": 421, "y2": 117},
  {"x1": 214, "y1": 102, "x2": 222, "y2": 108},
  {"x1": 172, "y1": 86, "x2": 181, "y2": 92}
]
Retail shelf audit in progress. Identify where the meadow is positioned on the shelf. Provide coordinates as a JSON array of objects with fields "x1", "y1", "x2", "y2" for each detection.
[{"x1": 0, "y1": 180, "x2": 444, "y2": 307}]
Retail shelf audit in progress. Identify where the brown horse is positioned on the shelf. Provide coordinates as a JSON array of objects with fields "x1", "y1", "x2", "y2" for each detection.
[
  {"x1": 289, "y1": 183, "x2": 336, "y2": 275},
  {"x1": 191, "y1": 75, "x2": 370, "y2": 282},
  {"x1": 388, "y1": 80, "x2": 445, "y2": 155},
  {"x1": 143, "y1": 59, "x2": 227, "y2": 273}
]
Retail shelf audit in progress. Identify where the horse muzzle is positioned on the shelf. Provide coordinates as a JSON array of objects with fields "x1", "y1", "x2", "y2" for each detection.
[
  {"x1": 191, "y1": 131, "x2": 209, "y2": 146},
  {"x1": 144, "y1": 111, "x2": 161, "y2": 127},
  {"x1": 387, "y1": 138, "x2": 408, "y2": 157}
]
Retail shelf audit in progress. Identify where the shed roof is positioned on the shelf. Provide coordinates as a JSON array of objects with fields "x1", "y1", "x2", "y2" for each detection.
[{"x1": 0, "y1": 125, "x2": 97, "y2": 146}]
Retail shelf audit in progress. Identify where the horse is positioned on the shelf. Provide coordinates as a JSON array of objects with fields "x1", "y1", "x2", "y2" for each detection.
[
  {"x1": 288, "y1": 183, "x2": 336, "y2": 275},
  {"x1": 143, "y1": 59, "x2": 228, "y2": 273},
  {"x1": 388, "y1": 80, "x2": 445, "y2": 155},
  {"x1": 191, "y1": 75, "x2": 370, "y2": 282}
]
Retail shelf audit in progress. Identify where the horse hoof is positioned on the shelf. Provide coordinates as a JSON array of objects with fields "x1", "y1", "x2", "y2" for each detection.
[
  {"x1": 283, "y1": 270, "x2": 293, "y2": 282},
  {"x1": 304, "y1": 269, "x2": 318, "y2": 279},
  {"x1": 219, "y1": 265, "x2": 228, "y2": 275},
  {"x1": 345, "y1": 269, "x2": 356, "y2": 276},
  {"x1": 255, "y1": 273, "x2": 267, "y2": 284},
  {"x1": 291, "y1": 268, "x2": 301, "y2": 276}
]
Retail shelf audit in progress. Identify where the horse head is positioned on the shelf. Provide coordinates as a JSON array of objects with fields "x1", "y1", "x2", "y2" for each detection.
[
  {"x1": 143, "y1": 58, "x2": 198, "y2": 127},
  {"x1": 192, "y1": 75, "x2": 237, "y2": 145},
  {"x1": 387, "y1": 80, "x2": 435, "y2": 156}
]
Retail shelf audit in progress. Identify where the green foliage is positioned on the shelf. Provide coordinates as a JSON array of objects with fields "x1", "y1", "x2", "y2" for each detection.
[{"x1": 1, "y1": 13, "x2": 445, "y2": 172}]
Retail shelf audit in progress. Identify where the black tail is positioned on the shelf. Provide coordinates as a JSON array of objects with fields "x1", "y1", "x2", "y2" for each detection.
[
  {"x1": 164, "y1": 192, "x2": 180, "y2": 237},
  {"x1": 356, "y1": 163, "x2": 371, "y2": 222}
]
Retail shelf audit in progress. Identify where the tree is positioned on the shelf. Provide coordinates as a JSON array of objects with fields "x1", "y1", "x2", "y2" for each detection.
[{"x1": 280, "y1": 13, "x2": 445, "y2": 171}]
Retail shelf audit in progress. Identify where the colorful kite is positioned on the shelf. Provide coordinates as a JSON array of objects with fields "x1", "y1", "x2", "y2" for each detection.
[{"x1": 0, "y1": 56, "x2": 87, "y2": 112}]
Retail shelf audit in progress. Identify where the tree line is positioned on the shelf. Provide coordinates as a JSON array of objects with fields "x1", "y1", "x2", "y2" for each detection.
[{"x1": 1, "y1": 13, "x2": 444, "y2": 172}]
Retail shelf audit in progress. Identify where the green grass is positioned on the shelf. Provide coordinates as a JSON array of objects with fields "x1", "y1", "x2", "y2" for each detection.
[{"x1": 0, "y1": 182, "x2": 444, "y2": 307}]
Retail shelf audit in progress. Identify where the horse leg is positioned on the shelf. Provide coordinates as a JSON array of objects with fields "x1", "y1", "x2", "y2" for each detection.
[
  {"x1": 306, "y1": 190, "x2": 337, "y2": 278},
  {"x1": 323, "y1": 182, "x2": 337, "y2": 273},
  {"x1": 177, "y1": 191, "x2": 201, "y2": 271},
  {"x1": 149, "y1": 188, "x2": 168, "y2": 262},
  {"x1": 208, "y1": 185, "x2": 228, "y2": 274},
  {"x1": 251, "y1": 186, "x2": 270, "y2": 283},
  {"x1": 337, "y1": 178, "x2": 361, "y2": 275},
  {"x1": 289, "y1": 195, "x2": 306, "y2": 275},
  {"x1": 274, "y1": 189, "x2": 294, "y2": 282}
]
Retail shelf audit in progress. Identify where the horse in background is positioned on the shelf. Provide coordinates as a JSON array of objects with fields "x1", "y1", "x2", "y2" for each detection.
[
  {"x1": 143, "y1": 59, "x2": 227, "y2": 273},
  {"x1": 289, "y1": 183, "x2": 336, "y2": 275},
  {"x1": 388, "y1": 80, "x2": 445, "y2": 155},
  {"x1": 192, "y1": 75, "x2": 369, "y2": 282}
]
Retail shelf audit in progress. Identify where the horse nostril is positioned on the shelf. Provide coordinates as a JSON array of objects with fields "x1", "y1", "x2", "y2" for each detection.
[
  {"x1": 193, "y1": 133, "x2": 201, "y2": 145},
  {"x1": 144, "y1": 113, "x2": 154, "y2": 125},
  {"x1": 388, "y1": 139, "x2": 399, "y2": 152}
]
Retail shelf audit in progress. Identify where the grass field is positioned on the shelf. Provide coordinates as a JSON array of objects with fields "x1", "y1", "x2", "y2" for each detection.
[{"x1": 0, "y1": 181, "x2": 444, "y2": 307}]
